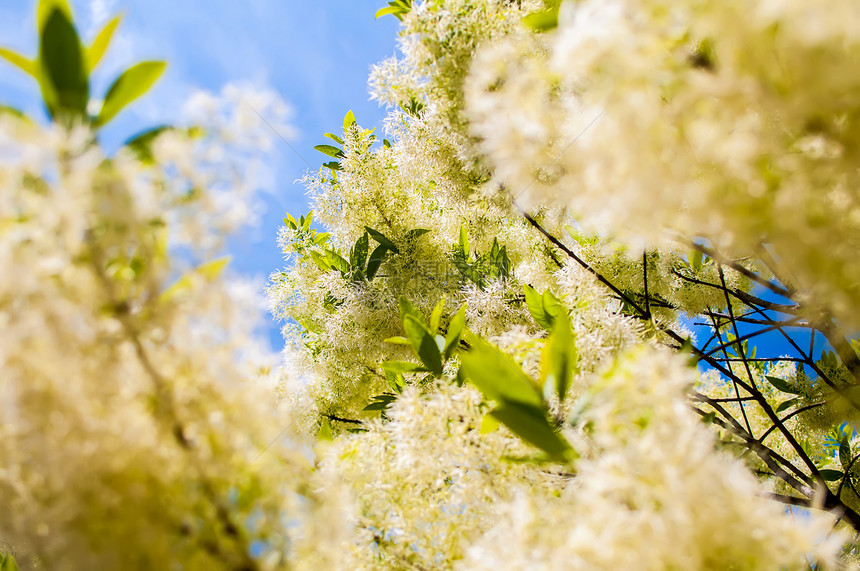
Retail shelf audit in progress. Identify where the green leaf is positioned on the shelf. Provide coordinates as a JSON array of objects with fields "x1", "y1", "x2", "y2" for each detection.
[
  {"x1": 443, "y1": 304, "x2": 466, "y2": 360},
  {"x1": 458, "y1": 224, "x2": 470, "y2": 258},
  {"x1": 314, "y1": 144, "x2": 345, "y2": 159},
  {"x1": 398, "y1": 296, "x2": 422, "y2": 323},
  {"x1": 86, "y1": 14, "x2": 121, "y2": 72},
  {"x1": 323, "y1": 132, "x2": 344, "y2": 145},
  {"x1": 325, "y1": 249, "x2": 350, "y2": 274},
  {"x1": 37, "y1": 0, "x2": 73, "y2": 32},
  {"x1": 39, "y1": 7, "x2": 88, "y2": 118},
  {"x1": 0, "y1": 552, "x2": 19, "y2": 571},
  {"x1": 459, "y1": 336, "x2": 543, "y2": 408},
  {"x1": 365, "y1": 227, "x2": 399, "y2": 253},
  {"x1": 776, "y1": 398, "x2": 800, "y2": 413},
  {"x1": 381, "y1": 360, "x2": 426, "y2": 375},
  {"x1": 524, "y1": 285, "x2": 552, "y2": 330},
  {"x1": 303, "y1": 211, "x2": 313, "y2": 231},
  {"x1": 122, "y1": 124, "x2": 171, "y2": 163},
  {"x1": 385, "y1": 370, "x2": 406, "y2": 394},
  {"x1": 840, "y1": 436, "x2": 852, "y2": 469},
  {"x1": 542, "y1": 290, "x2": 563, "y2": 322},
  {"x1": 429, "y1": 297, "x2": 445, "y2": 335},
  {"x1": 0, "y1": 47, "x2": 37, "y2": 78},
  {"x1": 366, "y1": 244, "x2": 389, "y2": 280},
  {"x1": 403, "y1": 315, "x2": 443, "y2": 376},
  {"x1": 489, "y1": 401, "x2": 573, "y2": 460},
  {"x1": 375, "y1": 6, "x2": 400, "y2": 18},
  {"x1": 322, "y1": 160, "x2": 342, "y2": 171},
  {"x1": 541, "y1": 313, "x2": 577, "y2": 402},
  {"x1": 522, "y1": 0, "x2": 560, "y2": 32},
  {"x1": 383, "y1": 336, "x2": 410, "y2": 345},
  {"x1": 343, "y1": 109, "x2": 356, "y2": 130},
  {"x1": 406, "y1": 228, "x2": 430, "y2": 242},
  {"x1": 765, "y1": 375, "x2": 801, "y2": 395},
  {"x1": 308, "y1": 250, "x2": 330, "y2": 271},
  {"x1": 317, "y1": 417, "x2": 333, "y2": 442},
  {"x1": 363, "y1": 394, "x2": 398, "y2": 412},
  {"x1": 819, "y1": 469, "x2": 844, "y2": 482},
  {"x1": 96, "y1": 61, "x2": 166, "y2": 127},
  {"x1": 352, "y1": 232, "x2": 369, "y2": 271},
  {"x1": 0, "y1": 104, "x2": 27, "y2": 119},
  {"x1": 689, "y1": 248, "x2": 704, "y2": 273}
]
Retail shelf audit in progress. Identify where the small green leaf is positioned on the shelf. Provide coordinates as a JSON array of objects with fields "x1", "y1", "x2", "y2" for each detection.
[
  {"x1": 365, "y1": 227, "x2": 399, "y2": 253},
  {"x1": 314, "y1": 144, "x2": 345, "y2": 159},
  {"x1": 324, "y1": 132, "x2": 344, "y2": 145},
  {"x1": 0, "y1": 47, "x2": 37, "y2": 78},
  {"x1": 383, "y1": 336, "x2": 410, "y2": 345},
  {"x1": 443, "y1": 304, "x2": 466, "y2": 360},
  {"x1": 524, "y1": 285, "x2": 552, "y2": 330},
  {"x1": 343, "y1": 109, "x2": 356, "y2": 130},
  {"x1": 352, "y1": 232, "x2": 369, "y2": 271},
  {"x1": 122, "y1": 124, "x2": 171, "y2": 163},
  {"x1": 308, "y1": 250, "x2": 330, "y2": 271},
  {"x1": 39, "y1": 7, "x2": 89, "y2": 118},
  {"x1": 765, "y1": 375, "x2": 801, "y2": 395},
  {"x1": 0, "y1": 105, "x2": 26, "y2": 119},
  {"x1": 363, "y1": 393, "x2": 398, "y2": 412},
  {"x1": 322, "y1": 161, "x2": 342, "y2": 171},
  {"x1": 403, "y1": 315, "x2": 443, "y2": 376},
  {"x1": 540, "y1": 313, "x2": 577, "y2": 402},
  {"x1": 325, "y1": 249, "x2": 350, "y2": 274},
  {"x1": 489, "y1": 401, "x2": 573, "y2": 460},
  {"x1": 776, "y1": 398, "x2": 800, "y2": 413},
  {"x1": 840, "y1": 436, "x2": 852, "y2": 469},
  {"x1": 522, "y1": 0, "x2": 560, "y2": 32},
  {"x1": 480, "y1": 412, "x2": 501, "y2": 434},
  {"x1": 385, "y1": 370, "x2": 406, "y2": 394},
  {"x1": 86, "y1": 14, "x2": 121, "y2": 71},
  {"x1": 366, "y1": 244, "x2": 389, "y2": 280},
  {"x1": 429, "y1": 297, "x2": 445, "y2": 335},
  {"x1": 458, "y1": 224, "x2": 470, "y2": 258},
  {"x1": 381, "y1": 360, "x2": 426, "y2": 375},
  {"x1": 317, "y1": 417, "x2": 333, "y2": 442},
  {"x1": 689, "y1": 249, "x2": 704, "y2": 273},
  {"x1": 96, "y1": 61, "x2": 166, "y2": 127},
  {"x1": 375, "y1": 6, "x2": 400, "y2": 18},
  {"x1": 406, "y1": 228, "x2": 430, "y2": 242},
  {"x1": 459, "y1": 336, "x2": 543, "y2": 408},
  {"x1": 0, "y1": 552, "x2": 20, "y2": 571},
  {"x1": 37, "y1": 0, "x2": 73, "y2": 32},
  {"x1": 819, "y1": 469, "x2": 844, "y2": 482},
  {"x1": 542, "y1": 290, "x2": 563, "y2": 322},
  {"x1": 398, "y1": 296, "x2": 422, "y2": 323}
]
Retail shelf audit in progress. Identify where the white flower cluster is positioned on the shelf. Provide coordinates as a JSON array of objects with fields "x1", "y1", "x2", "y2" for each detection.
[
  {"x1": 0, "y1": 102, "x2": 317, "y2": 568},
  {"x1": 466, "y1": 0, "x2": 860, "y2": 325}
]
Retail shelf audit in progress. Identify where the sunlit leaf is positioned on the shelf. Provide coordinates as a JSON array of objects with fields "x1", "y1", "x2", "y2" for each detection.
[
  {"x1": 86, "y1": 15, "x2": 121, "y2": 71},
  {"x1": 96, "y1": 61, "x2": 166, "y2": 126},
  {"x1": 403, "y1": 315, "x2": 443, "y2": 376},
  {"x1": 459, "y1": 335, "x2": 543, "y2": 408},
  {"x1": 0, "y1": 47, "x2": 37, "y2": 78},
  {"x1": 39, "y1": 7, "x2": 88, "y2": 118}
]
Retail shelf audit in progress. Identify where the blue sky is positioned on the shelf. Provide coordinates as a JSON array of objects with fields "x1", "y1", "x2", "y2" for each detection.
[{"x1": 0, "y1": 0, "x2": 401, "y2": 349}]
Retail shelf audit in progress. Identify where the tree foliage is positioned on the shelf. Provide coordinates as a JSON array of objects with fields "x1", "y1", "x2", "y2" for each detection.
[{"x1": 2, "y1": 0, "x2": 860, "y2": 569}]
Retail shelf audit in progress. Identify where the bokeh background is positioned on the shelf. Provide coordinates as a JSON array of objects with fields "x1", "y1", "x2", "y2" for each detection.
[{"x1": 0, "y1": 0, "x2": 399, "y2": 349}]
